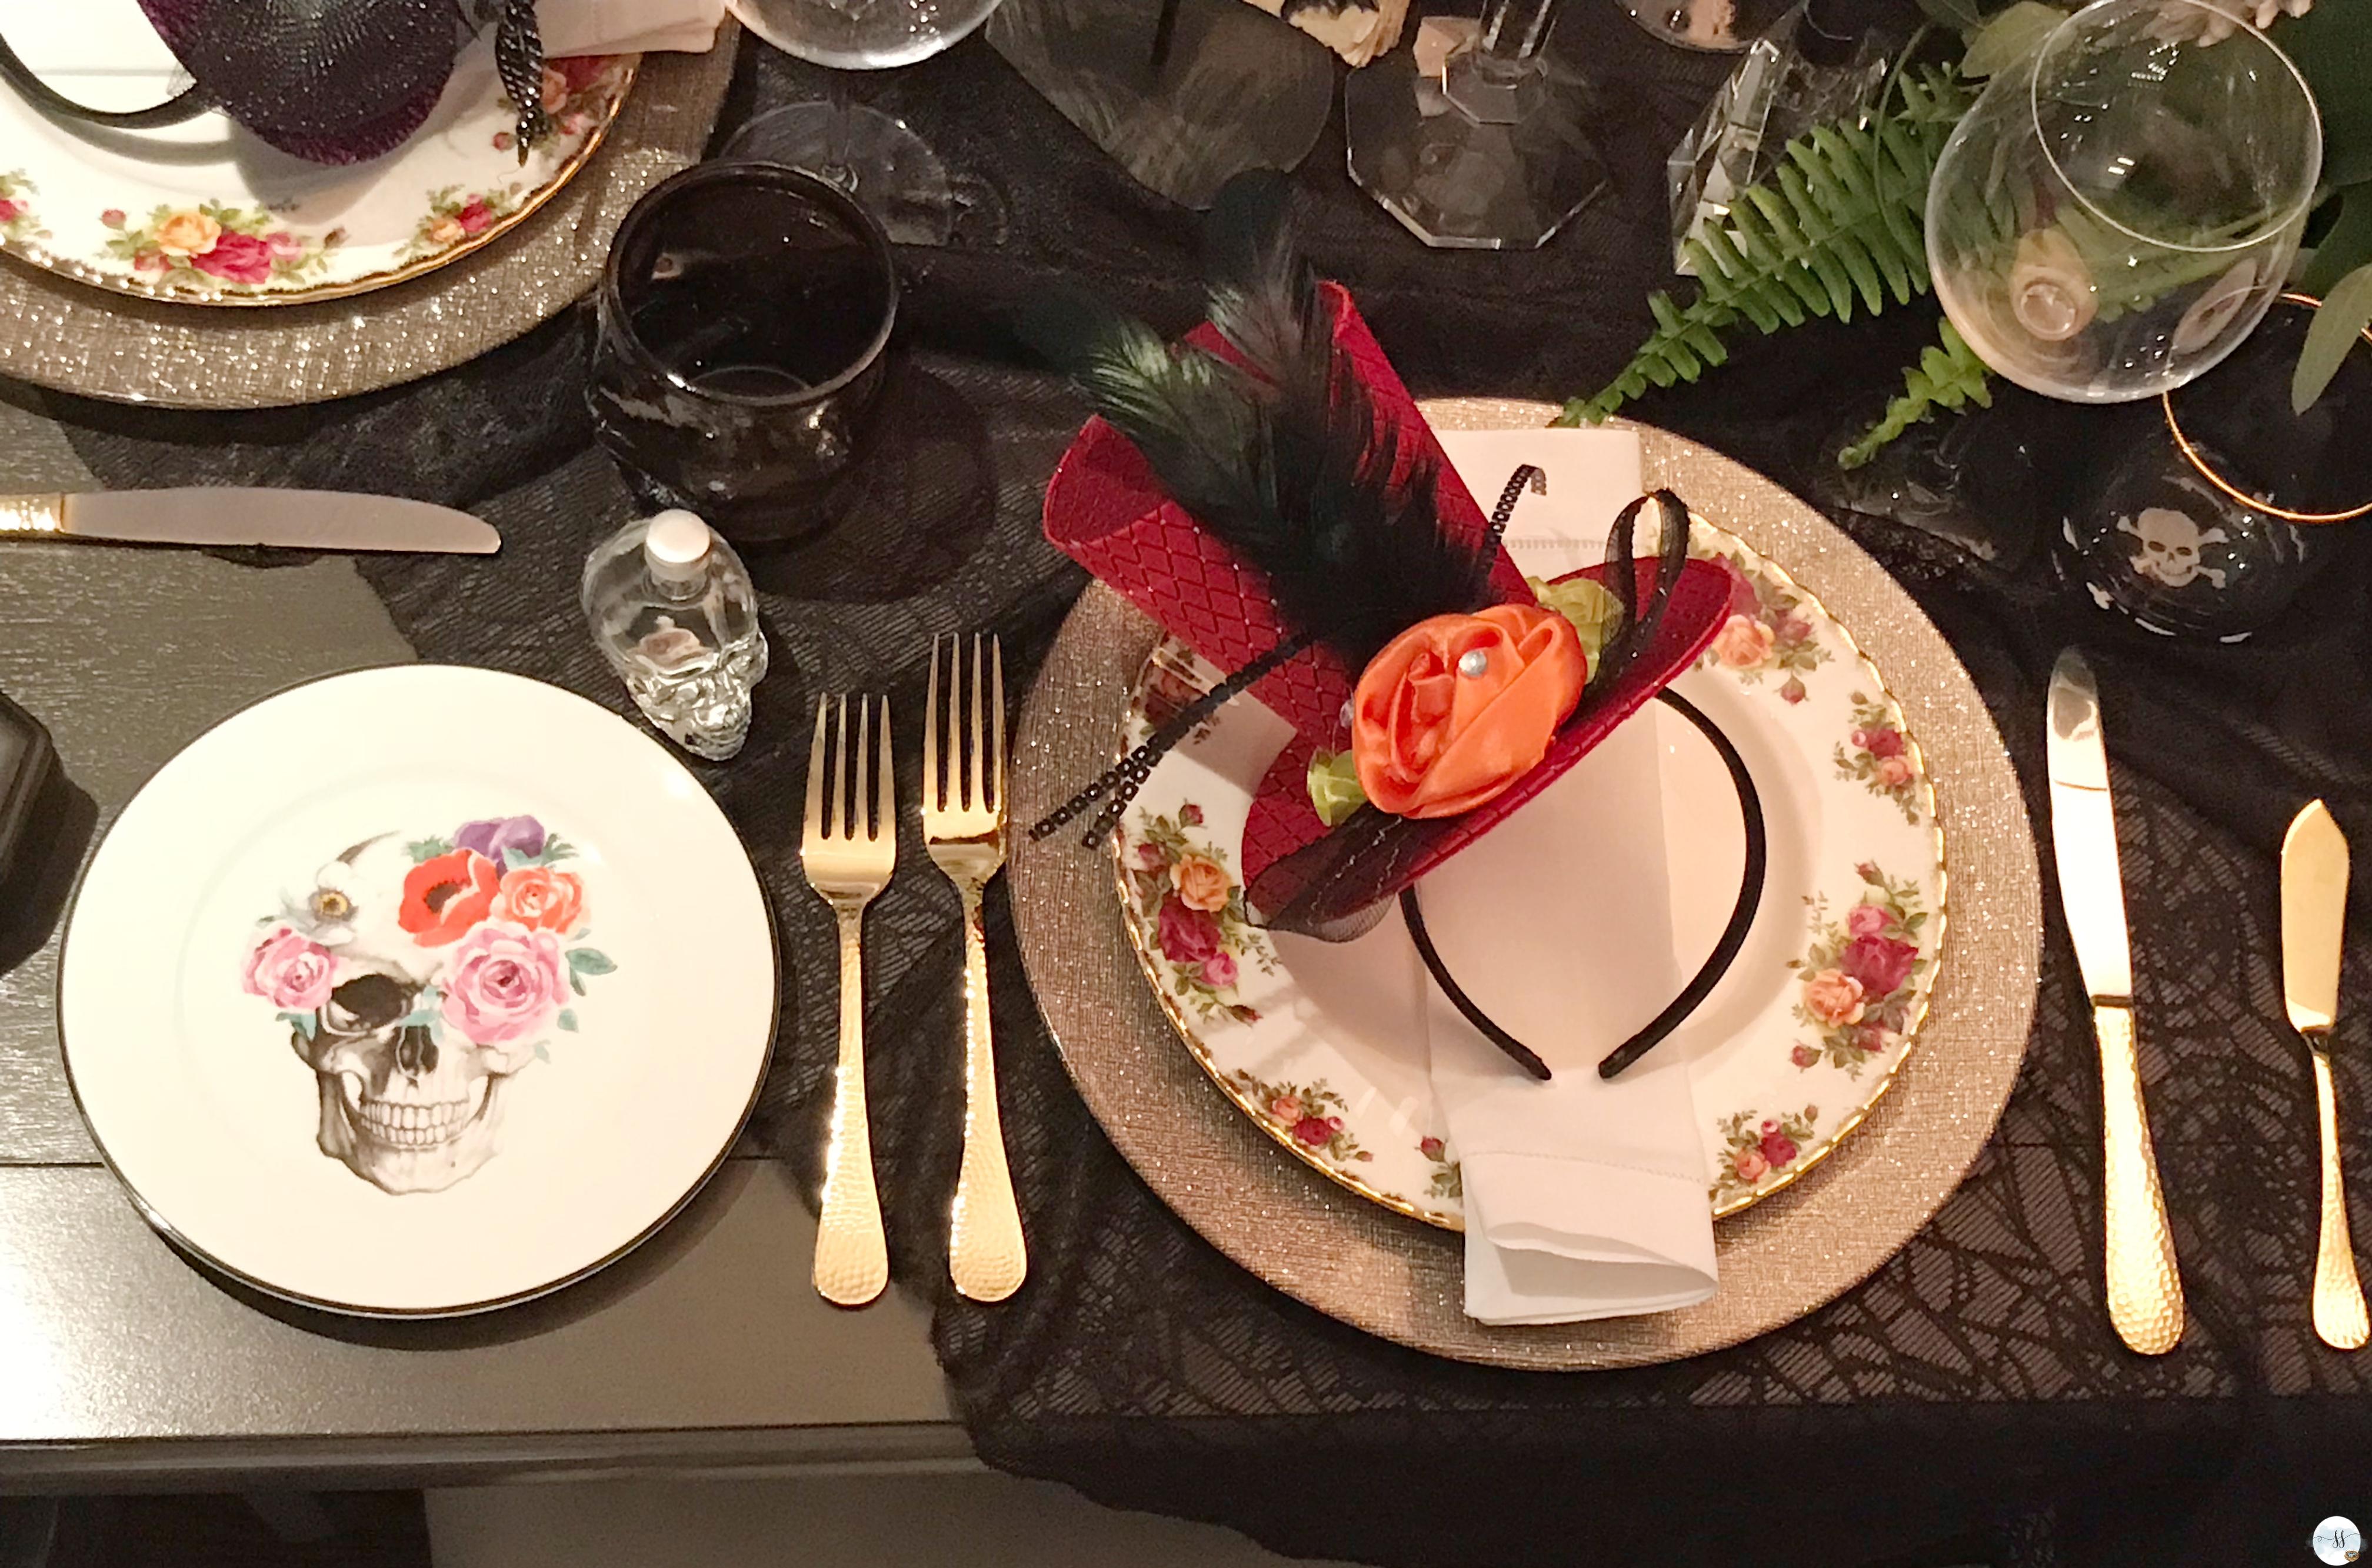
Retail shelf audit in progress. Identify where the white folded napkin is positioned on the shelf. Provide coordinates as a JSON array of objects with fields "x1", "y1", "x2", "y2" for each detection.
[{"x1": 1422, "y1": 427, "x2": 1718, "y2": 1325}]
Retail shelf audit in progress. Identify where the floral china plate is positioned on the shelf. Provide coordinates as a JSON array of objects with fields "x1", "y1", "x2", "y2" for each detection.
[
  {"x1": 0, "y1": 4, "x2": 633, "y2": 305},
  {"x1": 59, "y1": 666, "x2": 776, "y2": 1316},
  {"x1": 1113, "y1": 515, "x2": 1947, "y2": 1225}
]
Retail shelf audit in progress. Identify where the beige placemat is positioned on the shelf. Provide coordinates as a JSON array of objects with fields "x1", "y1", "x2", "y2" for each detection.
[
  {"x1": 0, "y1": 28, "x2": 737, "y2": 410},
  {"x1": 1010, "y1": 403, "x2": 2043, "y2": 1369}
]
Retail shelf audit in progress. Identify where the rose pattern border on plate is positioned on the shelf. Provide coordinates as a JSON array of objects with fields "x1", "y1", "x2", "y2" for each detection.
[
  {"x1": 1788, "y1": 862, "x2": 1930, "y2": 1078},
  {"x1": 1121, "y1": 806, "x2": 1274, "y2": 1025},
  {"x1": 0, "y1": 171, "x2": 45, "y2": 243},
  {"x1": 1834, "y1": 690, "x2": 1924, "y2": 823}
]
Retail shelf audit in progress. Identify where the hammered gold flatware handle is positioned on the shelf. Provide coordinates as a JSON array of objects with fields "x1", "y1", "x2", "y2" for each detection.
[
  {"x1": 0, "y1": 495, "x2": 64, "y2": 536},
  {"x1": 2310, "y1": 1046, "x2": 2369, "y2": 1350},
  {"x1": 814, "y1": 906, "x2": 888, "y2": 1308},
  {"x1": 948, "y1": 886, "x2": 1025, "y2": 1302},
  {"x1": 2096, "y1": 1002, "x2": 2184, "y2": 1355}
]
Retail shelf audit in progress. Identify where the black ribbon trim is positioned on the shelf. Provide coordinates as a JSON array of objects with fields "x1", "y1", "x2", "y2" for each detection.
[{"x1": 1401, "y1": 685, "x2": 1767, "y2": 1082}]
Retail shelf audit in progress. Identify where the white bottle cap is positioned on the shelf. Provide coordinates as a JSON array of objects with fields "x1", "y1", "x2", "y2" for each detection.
[{"x1": 643, "y1": 509, "x2": 711, "y2": 588}]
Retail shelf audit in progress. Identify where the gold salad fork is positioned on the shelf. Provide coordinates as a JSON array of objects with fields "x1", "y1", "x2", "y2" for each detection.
[
  {"x1": 802, "y1": 694, "x2": 895, "y2": 1308},
  {"x1": 924, "y1": 635, "x2": 1027, "y2": 1302}
]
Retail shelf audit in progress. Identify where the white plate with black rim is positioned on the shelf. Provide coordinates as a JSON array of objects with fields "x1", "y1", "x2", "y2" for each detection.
[{"x1": 59, "y1": 665, "x2": 776, "y2": 1316}]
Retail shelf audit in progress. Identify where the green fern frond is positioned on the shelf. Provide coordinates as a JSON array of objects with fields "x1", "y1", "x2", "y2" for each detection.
[
  {"x1": 1560, "y1": 66, "x2": 1977, "y2": 428},
  {"x1": 1835, "y1": 317, "x2": 1995, "y2": 469}
]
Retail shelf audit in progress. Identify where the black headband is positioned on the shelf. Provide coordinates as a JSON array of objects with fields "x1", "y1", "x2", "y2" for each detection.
[{"x1": 1401, "y1": 683, "x2": 1767, "y2": 1082}]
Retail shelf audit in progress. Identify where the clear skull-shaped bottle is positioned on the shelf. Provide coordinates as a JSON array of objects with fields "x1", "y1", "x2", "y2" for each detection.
[{"x1": 582, "y1": 510, "x2": 769, "y2": 760}]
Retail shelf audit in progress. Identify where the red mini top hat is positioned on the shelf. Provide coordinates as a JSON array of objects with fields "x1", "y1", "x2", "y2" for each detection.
[{"x1": 1028, "y1": 181, "x2": 1732, "y2": 942}]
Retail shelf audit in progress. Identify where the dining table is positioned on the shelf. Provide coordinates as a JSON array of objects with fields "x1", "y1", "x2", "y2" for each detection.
[{"x1": 2, "y1": 12, "x2": 2371, "y2": 1568}]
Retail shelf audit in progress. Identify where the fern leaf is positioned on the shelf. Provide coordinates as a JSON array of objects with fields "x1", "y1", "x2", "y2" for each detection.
[
  {"x1": 1835, "y1": 318, "x2": 1996, "y2": 469},
  {"x1": 1562, "y1": 66, "x2": 1978, "y2": 428}
]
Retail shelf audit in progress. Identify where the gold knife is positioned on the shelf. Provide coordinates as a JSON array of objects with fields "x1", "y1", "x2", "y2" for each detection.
[
  {"x1": 2046, "y1": 650, "x2": 2184, "y2": 1354},
  {"x1": 2282, "y1": 799, "x2": 2367, "y2": 1350}
]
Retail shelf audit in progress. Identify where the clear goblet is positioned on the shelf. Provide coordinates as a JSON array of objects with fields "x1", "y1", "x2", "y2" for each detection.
[{"x1": 1925, "y1": 0, "x2": 2321, "y2": 403}]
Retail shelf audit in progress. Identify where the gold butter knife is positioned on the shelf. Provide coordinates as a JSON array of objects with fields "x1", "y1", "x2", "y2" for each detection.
[
  {"x1": 2047, "y1": 650, "x2": 2184, "y2": 1354},
  {"x1": 2283, "y1": 799, "x2": 2367, "y2": 1351}
]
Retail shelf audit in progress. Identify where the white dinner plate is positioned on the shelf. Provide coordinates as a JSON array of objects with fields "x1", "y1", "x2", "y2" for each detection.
[
  {"x1": 0, "y1": 2, "x2": 634, "y2": 305},
  {"x1": 60, "y1": 665, "x2": 776, "y2": 1316},
  {"x1": 1112, "y1": 517, "x2": 1947, "y2": 1225}
]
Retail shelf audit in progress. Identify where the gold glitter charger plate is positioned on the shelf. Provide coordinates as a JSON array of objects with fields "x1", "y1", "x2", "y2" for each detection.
[
  {"x1": 0, "y1": 30, "x2": 736, "y2": 409},
  {"x1": 1010, "y1": 403, "x2": 2042, "y2": 1370}
]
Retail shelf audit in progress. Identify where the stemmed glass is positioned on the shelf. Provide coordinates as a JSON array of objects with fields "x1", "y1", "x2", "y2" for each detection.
[
  {"x1": 1925, "y1": 0, "x2": 2321, "y2": 402},
  {"x1": 1344, "y1": 0, "x2": 1610, "y2": 249},
  {"x1": 725, "y1": 0, "x2": 1003, "y2": 244},
  {"x1": 1617, "y1": 0, "x2": 1790, "y2": 51}
]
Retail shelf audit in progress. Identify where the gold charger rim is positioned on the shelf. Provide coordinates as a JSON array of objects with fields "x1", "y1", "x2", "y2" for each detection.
[{"x1": 1010, "y1": 402, "x2": 2041, "y2": 1370}]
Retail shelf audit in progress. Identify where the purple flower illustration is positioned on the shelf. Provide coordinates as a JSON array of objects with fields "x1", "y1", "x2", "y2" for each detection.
[{"x1": 455, "y1": 815, "x2": 546, "y2": 869}]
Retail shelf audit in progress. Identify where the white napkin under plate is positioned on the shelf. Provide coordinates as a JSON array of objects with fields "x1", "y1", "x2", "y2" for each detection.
[{"x1": 1422, "y1": 427, "x2": 1718, "y2": 1325}]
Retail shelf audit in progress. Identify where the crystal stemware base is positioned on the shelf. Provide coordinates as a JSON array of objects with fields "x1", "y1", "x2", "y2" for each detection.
[{"x1": 1345, "y1": 41, "x2": 1607, "y2": 250}]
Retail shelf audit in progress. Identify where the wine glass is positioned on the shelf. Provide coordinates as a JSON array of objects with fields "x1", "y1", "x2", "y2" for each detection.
[
  {"x1": 725, "y1": 0, "x2": 1003, "y2": 245},
  {"x1": 1925, "y1": 0, "x2": 2321, "y2": 403},
  {"x1": 1344, "y1": 0, "x2": 1610, "y2": 249}
]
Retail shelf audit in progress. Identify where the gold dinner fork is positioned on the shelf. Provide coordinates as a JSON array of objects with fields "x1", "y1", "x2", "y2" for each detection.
[
  {"x1": 802, "y1": 694, "x2": 895, "y2": 1308},
  {"x1": 924, "y1": 634, "x2": 1027, "y2": 1302}
]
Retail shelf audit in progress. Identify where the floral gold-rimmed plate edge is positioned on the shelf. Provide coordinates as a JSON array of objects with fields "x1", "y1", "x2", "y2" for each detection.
[{"x1": 0, "y1": 52, "x2": 637, "y2": 308}]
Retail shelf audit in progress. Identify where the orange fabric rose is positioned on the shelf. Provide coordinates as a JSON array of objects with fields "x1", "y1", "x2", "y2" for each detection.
[{"x1": 1350, "y1": 605, "x2": 1588, "y2": 819}]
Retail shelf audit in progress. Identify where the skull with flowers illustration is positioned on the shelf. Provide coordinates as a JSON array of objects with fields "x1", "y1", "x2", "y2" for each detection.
[{"x1": 241, "y1": 816, "x2": 614, "y2": 1195}]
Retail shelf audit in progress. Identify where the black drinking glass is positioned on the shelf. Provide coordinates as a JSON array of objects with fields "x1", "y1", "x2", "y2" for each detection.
[
  {"x1": 2060, "y1": 294, "x2": 2372, "y2": 641},
  {"x1": 590, "y1": 162, "x2": 899, "y2": 543}
]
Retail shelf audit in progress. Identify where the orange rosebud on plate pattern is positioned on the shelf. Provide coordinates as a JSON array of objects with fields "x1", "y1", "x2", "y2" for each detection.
[{"x1": 1349, "y1": 605, "x2": 1588, "y2": 819}]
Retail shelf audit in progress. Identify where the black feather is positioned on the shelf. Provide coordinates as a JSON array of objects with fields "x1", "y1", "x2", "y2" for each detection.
[{"x1": 1021, "y1": 174, "x2": 1486, "y2": 670}]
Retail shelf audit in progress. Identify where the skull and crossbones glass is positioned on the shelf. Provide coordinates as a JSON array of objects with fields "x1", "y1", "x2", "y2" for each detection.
[{"x1": 2059, "y1": 294, "x2": 2371, "y2": 640}]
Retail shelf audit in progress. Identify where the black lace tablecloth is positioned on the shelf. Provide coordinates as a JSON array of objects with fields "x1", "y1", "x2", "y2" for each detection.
[{"x1": 18, "y1": 12, "x2": 2372, "y2": 1567}]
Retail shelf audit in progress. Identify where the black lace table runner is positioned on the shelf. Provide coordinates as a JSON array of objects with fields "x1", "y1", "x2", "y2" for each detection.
[{"x1": 24, "y1": 18, "x2": 2372, "y2": 1568}]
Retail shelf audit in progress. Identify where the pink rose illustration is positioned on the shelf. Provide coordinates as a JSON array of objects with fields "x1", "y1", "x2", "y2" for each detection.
[
  {"x1": 242, "y1": 925, "x2": 337, "y2": 1012},
  {"x1": 100, "y1": 208, "x2": 125, "y2": 228},
  {"x1": 1201, "y1": 952, "x2": 1239, "y2": 989},
  {"x1": 0, "y1": 199, "x2": 19, "y2": 223},
  {"x1": 1136, "y1": 843, "x2": 1165, "y2": 870},
  {"x1": 1839, "y1": 934, "x2": 1918, "y2": 998},
  {"x1": 1844, "y1": 902, "x2": 1890, "y2": 939},
  {"x1": 1803, "y1": 968, "x2": 1866, "y2": 1026},
  {"x1": 1420, "y1": 1136, "x2": 1445, "y2": 1160},
  {"x1": 1778, "y1": 615, "x2": 1813, "y2": 644},
  {"x1": 1875, "y1": 755, "x2": 1914, "y2": 788},
  {"x1": 1758, "y1": 1129, "x2": 1799, "y2": 1168},
  {"x1": 1292, "y1": 1115, "x2": 1334, "y2": 1147},
  {"x1": 439, "y1": 924, "x2": 567, "y2": 1045},
  {"x1": 1156, "y1": 897, "x2": 1222, "y2": 966},
  {"x1": 1858, "y1": 1025, "x2": 1901, "y2": 1056},
  {"x1": 1732, "y1": 1145, "x2": 1769, "y2": 1182},
  {"x1": 1780, "y1": 676, "x2": 1807, "y2": 705},
  {"x1": 1179, "y1": 802, "x2": 1204, "y2": 827},
  {"x1": 1270, "y1": 1095, "x2": 1301, "y2": 1122},
  {"x1": 1711, "y1": 614, "x2": 1777, "y2": 669},
  {"x1": 132, "y1": 251, "x2": 166, "y2": 273},
  {"x1": 191, "y1": 229, "x2": 274, "y2": 284},
  {"x1": 265, "y1": 229, "x2": 302, "y2": 258},
  {"x1": 1790, "y1": 1043, "x2": 1819, "y2": 1069},
  {"x1": 456, "y1": 198, "x2": 495, "y2": 236},
  {"x1": 1863, "y1": 727, "x2": 1904, "y2": 758}
]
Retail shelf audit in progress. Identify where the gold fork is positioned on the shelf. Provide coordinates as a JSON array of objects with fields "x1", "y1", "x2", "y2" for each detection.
[
  {"x1": 802, "y1": 694, "x2": 895, "y2": 1308},
  {"x1": 924, "y1": 634, "x2": 1027, "y2": 1302}
]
